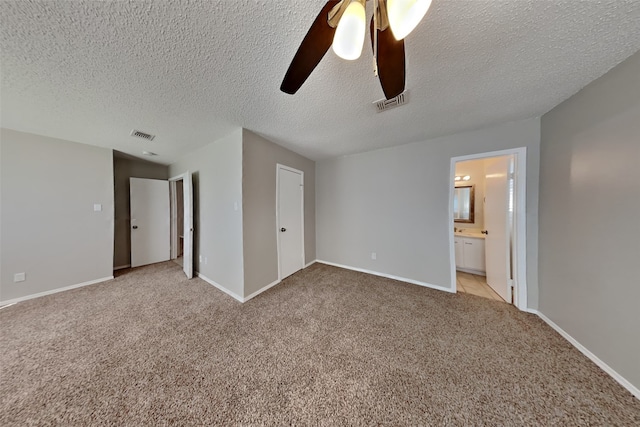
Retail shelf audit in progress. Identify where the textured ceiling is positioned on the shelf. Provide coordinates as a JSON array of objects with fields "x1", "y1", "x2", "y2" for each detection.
[{"x1": 1, "y1": 1, "x2": 640, "y2": 164}]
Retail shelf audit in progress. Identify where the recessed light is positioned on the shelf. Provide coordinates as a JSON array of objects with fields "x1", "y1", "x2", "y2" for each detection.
[{"x1": 142, "y1": 151, "x2": 157, "y2": 156}]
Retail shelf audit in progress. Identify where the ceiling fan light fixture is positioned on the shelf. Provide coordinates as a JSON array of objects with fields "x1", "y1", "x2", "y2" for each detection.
[
  {"x1": 332, "y1": 0, "x2": 366, "y2": 60},
  {"x1": 387, "y1": 0, "x2": 433, "y2": 40}
]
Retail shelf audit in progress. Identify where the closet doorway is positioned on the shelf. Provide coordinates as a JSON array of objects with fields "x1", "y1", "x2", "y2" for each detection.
[{"x1": 129, "y1": 172, "x2": 193, "y2": 279}]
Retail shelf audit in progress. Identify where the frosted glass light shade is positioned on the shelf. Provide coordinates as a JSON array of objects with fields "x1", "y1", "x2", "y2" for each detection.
[
  {"x1": 332, "y1": 1, "x2": 366, "y2": 60},
  {"x1": 387, "y1": 0, "x2": 433, "y2": 40}
]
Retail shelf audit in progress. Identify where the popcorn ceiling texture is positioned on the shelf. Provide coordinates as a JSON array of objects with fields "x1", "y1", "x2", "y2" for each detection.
[{"x1": 1, "y1": 1, "x2": 639, "y2": 163}]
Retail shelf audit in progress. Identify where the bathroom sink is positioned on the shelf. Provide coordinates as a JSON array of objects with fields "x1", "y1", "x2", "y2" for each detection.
[{"x1": 454, "y1": 230, "x2": 485, "y2": 239}]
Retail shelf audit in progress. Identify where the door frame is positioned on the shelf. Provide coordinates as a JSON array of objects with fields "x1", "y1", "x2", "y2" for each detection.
[
  {"x1": 169, "y1": 171, "x2": 193, "y2": 279},
  {"x1": 169, "y1": 178, "x2": 181, "y2": 260},
  {"x1": 275, "y1": 164, "x2": 305, "y2": 281},
  {"x1": 448, "y1": 147, "x2": 528, "y2": 310}
]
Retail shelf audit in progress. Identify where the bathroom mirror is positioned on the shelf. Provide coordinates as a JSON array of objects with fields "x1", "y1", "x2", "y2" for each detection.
[{"x1": 453, "y1": 185, "x2": 475, "y2": 223}]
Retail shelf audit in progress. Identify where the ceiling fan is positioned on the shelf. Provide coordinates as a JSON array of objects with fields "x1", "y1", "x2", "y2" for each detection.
[{"x1": 280, "y1": 0, "x2": 433, "y2": 100}]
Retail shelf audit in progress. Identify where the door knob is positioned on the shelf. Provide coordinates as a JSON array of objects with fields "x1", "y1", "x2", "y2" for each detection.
[
  {"x1": 481, "y1": 230, "x2": 488, "y2": 234},
  {"x1": 132, "y1": 225, "x2": 138, "y2": 229},
  {"x1": 280, "y1": 228, "x2": 286, "y2": 232}
]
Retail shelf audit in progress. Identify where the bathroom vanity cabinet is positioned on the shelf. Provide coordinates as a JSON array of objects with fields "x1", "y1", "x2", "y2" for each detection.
[{"x1": 454, "y1": 235, "x2": 486, "y2": 274}]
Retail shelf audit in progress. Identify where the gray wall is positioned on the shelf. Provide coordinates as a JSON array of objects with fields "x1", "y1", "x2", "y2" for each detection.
[
  {"x1": 0, "y1": 129, "x2": 114, "y2": 302},
  {"x1": 539, "y1": 51, "x2": 640, "y2": 388},
  {"x1": 113, "y1": 153, "x2": 168, "y2": 269},
  {"x1": 169, "y1": 129, "x2": 244, "y2": 297},
  {"x1": 316, "y1": 118, "x2": 540, "y2": 307},
  {"x1": 242, "y1": 129, "x2": 316, "y2": 297}
]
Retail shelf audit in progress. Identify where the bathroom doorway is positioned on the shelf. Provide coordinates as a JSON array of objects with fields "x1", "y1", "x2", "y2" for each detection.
[{"x1": 449, "y1": 148, "x2": 528, "y2": 309}]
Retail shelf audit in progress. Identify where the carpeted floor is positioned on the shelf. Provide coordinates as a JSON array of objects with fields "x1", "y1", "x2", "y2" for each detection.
[{"x1": 1, "y1": 262, "x2": 638, "y2": 425}]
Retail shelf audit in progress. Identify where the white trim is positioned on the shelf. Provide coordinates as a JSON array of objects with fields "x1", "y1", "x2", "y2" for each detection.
[
  {"x1": 243, "y1": 279, "x2": 281, "y2": 303},
  {"x1": 449, "y1": 147, "x2": 528, "y2": 310},
  {"x1": 276, "y1": 164, "x2": 305, "y2": 281},
  {"x1": 455, "y1": 267, "x2": 486, "y2": 276},
  {"x1": 197, "y1": 273, "x2": 244, "y2": 302},
  {"x1": 113, "y1": 264, "x2": 131, "y2": 271},
  {"x1": 169, "y1": 179, "x2": 178, "y2": 260},
  {"x1": 242, "y1": 260, "x2": 316, "y2": 303},
  {"x1": 316, "y1": 260, "x2": 455, "y2": 294},
  {"x1": 304, "y1": 260, "x2": 316, "y2": 268},
  {"x1": 169, "y1": 172, "x2": 193, "y2": 279},
  {"x1": 0, "y1": 276, "x2": 114, "y2": 306},
  {"x1": 531, "y1": 309, "x2": 640, "y2": 400}
]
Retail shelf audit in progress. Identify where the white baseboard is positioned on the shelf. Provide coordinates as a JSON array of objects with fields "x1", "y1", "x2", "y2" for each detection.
[
  {"x1": 243, "y1": 279, "x2": 281, "y2": 303},
  {"x1": 531, "y1": 309, "x2": 640, "y2": 400},
  {"x1": 243, "y1": 261, "x2": 318, "y2": 302},
  {"x1": 456, "y1": 267, "x2": 486, "y2": 276},
  {"x1": 196, "y1": 273, "x2": 244, "y2": 303},
  {"x1": 113, "y1": 264, "x2": 131, "y2": 271},
  {"x1": 0, "y1": 276, "x2": 114, "y2": 307},
  {"x1": 316, "y1": 260, "x2": 455, "y2": 294}
]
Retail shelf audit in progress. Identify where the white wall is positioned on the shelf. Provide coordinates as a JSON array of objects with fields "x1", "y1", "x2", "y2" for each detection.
[
  {"x1": 169, "y1": 129, "x2": 244, "y2": 297},
  {"x1": 539, "y1": 51, "x2": 640, "y2": 390},
  {"x1": 1, "y1": 129, "x2": 114, "y2": 303},
  {"x1": 316, "y1": 118, "x2": 540, "y2": 307}
]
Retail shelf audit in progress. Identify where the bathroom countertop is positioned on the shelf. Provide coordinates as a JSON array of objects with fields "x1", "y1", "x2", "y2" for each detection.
[{"x1": 454, "y1": 231, "x2": 485, "y2": 239}]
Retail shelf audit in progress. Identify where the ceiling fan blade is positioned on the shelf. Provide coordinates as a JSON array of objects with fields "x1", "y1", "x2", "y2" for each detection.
[
  {"x1": 281, "y1": 1, "x2": 341, "y2": 95},
  {"x1": 371, "y1": 17, "x2": 406, "y2": 100}
]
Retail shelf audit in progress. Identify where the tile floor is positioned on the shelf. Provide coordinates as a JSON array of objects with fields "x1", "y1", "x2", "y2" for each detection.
[{"x1": 456, "y1": 271, "x2": 505, "y2": 302}]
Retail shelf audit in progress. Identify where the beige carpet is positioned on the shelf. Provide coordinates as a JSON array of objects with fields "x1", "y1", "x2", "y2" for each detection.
[{"x1": 1, "y1": 262, "x2": 638, "y2": 425}]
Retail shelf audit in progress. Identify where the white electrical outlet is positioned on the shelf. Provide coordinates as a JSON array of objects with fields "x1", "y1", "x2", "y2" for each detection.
[
  {"x1": 204, "y1": 257, "x2": 208, "y2": 265},
  {"x1": 371, "y1": 252, "x2": 377, "y2": 260},
  {"x1": 14, "y1": 272, "x2": 26, "y2": 282}
]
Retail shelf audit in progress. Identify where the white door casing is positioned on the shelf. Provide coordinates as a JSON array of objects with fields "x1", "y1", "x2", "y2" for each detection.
[
  {"x1": 130, "y1": 177, "x2": 170, "y2": 268},
  {"x1": 277, "y1": 165, "x2": 304, "y2": 280},
  {"x1": 484, "y1": 156, "x2": 511, "y2": 302},
  {"x1": 182, "y1": 172, "x2": 194, "y2": 279},
  {"x1": 169, "y1": 172, "x2": 194, "y2": 279},
  {"x1": 449, "y1": 147, "x2": 527, "y2": 310}
]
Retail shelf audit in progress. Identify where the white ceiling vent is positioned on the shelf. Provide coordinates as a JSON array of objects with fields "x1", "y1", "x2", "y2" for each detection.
[
  {"x1": 130, "y1": 129, "x2": 155, "y2": 141},
  {"x1": 373, "y1": 91, "x2": 409, "y2": 113}
]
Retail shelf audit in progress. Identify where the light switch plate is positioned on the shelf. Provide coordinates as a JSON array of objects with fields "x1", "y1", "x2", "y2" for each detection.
[
  {"x1": 14, "y1": 272, "x2": 26, "y2": 282},
  {"x1": 93, "y1": 204, "x2": 102, "y2": 212}
]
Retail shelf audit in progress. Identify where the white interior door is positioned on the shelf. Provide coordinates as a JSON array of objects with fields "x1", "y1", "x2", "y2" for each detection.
[
  {"x1": 277, "y1": 165, "x2": 304, "y2": 279},
  {"x1": 182, "y1": 172, "x2": 193, "y2": 279},
  {"x1": 130, "y1": 177, "x2": 170, "y2": 268},
  {"x1": 484, "y1": 156, "x2": 511, "y2": 301}
]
